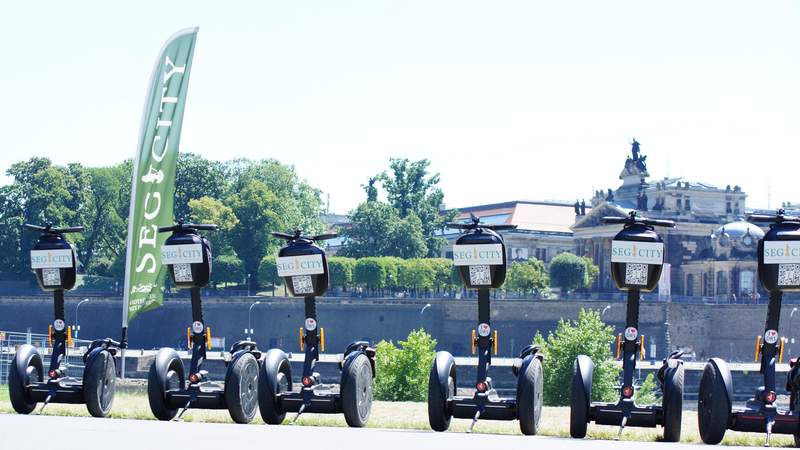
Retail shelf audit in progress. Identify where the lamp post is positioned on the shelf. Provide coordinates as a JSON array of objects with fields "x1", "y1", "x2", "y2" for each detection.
[
  {"x1": 246, "y1": 273, "x2": 252, "y2": 297},
  {"x1": 790, "y1": 307, "x2": 798, "y2": 355},
  {"x1": 247, "y1": 301, "x2": 261, "y2": 339},
  {"x1": 420, "y1": 303, "x2": 432, "y2": 330},
  {"x1": 600, "y1": 304, "x2": 611, "y2": 319},
  {"x1": 74, "y1": 298, "x2": 90, "y2": 339}
]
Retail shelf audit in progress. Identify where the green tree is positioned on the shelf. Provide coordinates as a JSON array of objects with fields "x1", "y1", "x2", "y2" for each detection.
[
  {"x1": 534, "y1": 308, "x2": 620, "y2": 405},
  {"x1": 213, "y1": 254, "x2": 245, "y2": 287},
  {"x1": 398, "y1": 259, "x2": 436, "y2": 295},
  {"x1": 339, "y1": 202, "x2": 427, "y2": 259},
  {"x1": 81, "y1": 165, "x2": 127, "y2": 274},
  {"x1": 582, "y1": 256, "x2": 600, "y2": 288},
  {"x1": 636, "y1": 373, "x2": 659, "y2": 405},
  {"x1": 424, "y1": 258, "x2": 455, "y2": 294},
  {"x1": 377, "y1": 158, "x2": 457, "y2": 256},
  {"x1": 174, "y1": 153, "x2": 226, "y2": 221},
  {"x1": 258, "y1": 255, "x2": 281, "y2": 294},
  {"x1": 374, "y1": 329, "x2": 437, "y2": 401},
  {"x1": 228, "y1": 180, "x2": 281, "y2": 290},
  {"x1": 328, "y1": 256, "x2": 356, "y2": 291},
  {"x1": 188, "y1": 196, "x2": 239, "y2": 254},
  {"x1": 549, "y1": 252, "x2": 588, "y2": 293},
  {"x1": 506, "y1": 258, "x2": 550, "y2": 296}
]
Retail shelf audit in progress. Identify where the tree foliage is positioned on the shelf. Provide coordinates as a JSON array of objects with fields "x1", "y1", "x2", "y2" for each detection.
[
  {"x1": 374, "y1": 329, "x2": 437, "y2": 401},
  {"x1": 213, "y1": 254, "x2": 245, "y2": 286},
  {"x1": 549, "y1": 252, "x2": 591, "y2": 293},
  {"x1": 534, "y1": 308, "x2": 620, "y2": 406},
  {"x1": 328, "y1": 256, "x2": 356, "y2": 290},
  {"x1": 506, "y1": 258, "x2": 549, "y2": 295}
]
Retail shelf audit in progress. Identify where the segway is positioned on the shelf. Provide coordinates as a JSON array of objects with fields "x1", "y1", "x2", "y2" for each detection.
[
  {"x1": 570, "y1": 212, "x2": 683, "y2": 441},
  {"x1": 9, "y1": 223, "x2": 119, "y2": 417},
  {"x1": 146, "y1": 221, "x2": 261, "y2": 423},
  {"x1": 698, "y1": 209, "x2": 800, "y2": 447},
  {"x1": 258, "y1": 230, "x2": 376, "y2": 427},
  {"x1": 427, "y1": 214, "x2": 544, "y2": 435}
]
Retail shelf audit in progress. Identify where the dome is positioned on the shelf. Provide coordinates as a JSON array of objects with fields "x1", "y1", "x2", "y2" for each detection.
[{"x1": 712, "y1": 218, "x2": 764, "y2": 251}]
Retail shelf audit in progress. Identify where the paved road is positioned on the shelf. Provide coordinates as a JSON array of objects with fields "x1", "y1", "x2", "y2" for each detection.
[{"x1": 0, "y1": 414, "x2": 762, "y2": 450}]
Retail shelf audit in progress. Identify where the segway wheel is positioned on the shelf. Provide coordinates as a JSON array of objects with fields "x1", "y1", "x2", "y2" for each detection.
[
  {"x1": 258, "y1": 350, "x2": 291, "y2": 425},
  {"x1": 661, "y1": 363, "x2": 684, "y2": 442},
  {"x1": 225, "y1": 352, "x2": 260, "y2": 424},
  {"x1": 427, "y1": 355, "x2": 455, "y2": 432},
  {"x1": 8, "y1": 351, "x2": 41, "y2": 414},
  {"x1": 570, "y1": 356, "x2": 593, "y2": 439},
  {"x1": 341, "y1": 353, "x2": 373, "y2": 427},
  {"x1": 698, "y1": 362, "x2": 730, "y2": 445},
  {"x1": 517, "y1": 357, "x2": 543, "y2": 436},
  {"x1": 84, "y1": 350, "x2": 116, "y2": 418},
  {"x1": 147, "y1": 356, "x2": 184, "y2": 421}
]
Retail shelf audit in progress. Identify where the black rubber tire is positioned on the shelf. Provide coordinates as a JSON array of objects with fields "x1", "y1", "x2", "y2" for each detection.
[
  {"x1": 8, "y1": 354, "x2": 38, "y2": 414},
  {"x1": 427, "y1": 358, "x2": 455, "y2": 432},
  {"x1": 84, "y1": 351, "x2": 116, "y2": 418},
  {"x1": 698, "y1": 362, "x2": 730, "y2": 445},
  {"x1": 147, "y1": 357, "x2": 183, "y2": 421},
  {"x1": 792, "y1": 390, "x2": 800, "y2": 447},
  {"x1": 341, "y1": 353, "x2": 373, "y2": 427},
  {"x1": 662, "y1": 364, "x2": 684, "y2": 442},
  {"x1": 517, "y1": 357, "x2": 544, "y2": 436},
  {"x1": 258, "y1": 354, "x2": 291, "y2": 425},
  {"x1": 570, "y1": 360, "x2": 590, "y2": 439},
  {"x1": 225, "y1": 353, "x2": 260, "y2": 424}
]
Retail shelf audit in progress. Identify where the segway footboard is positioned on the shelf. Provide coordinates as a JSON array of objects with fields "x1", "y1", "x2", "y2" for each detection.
[
  {"x1": 279, "y1": 391, "x2": 341, "y2": 414},
  {"x1": 28, "y1": 380, "x2": 85, "y2": 404},
  {"x1": 452, "y1": 395, "x2": 517, "y2": 420},
  {"x1": 590, "y1": 402, "x2": 661, "y2": 428}
]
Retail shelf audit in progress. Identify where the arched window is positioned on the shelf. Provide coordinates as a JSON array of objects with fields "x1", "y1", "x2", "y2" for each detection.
[
  {"x1": 716, "y1": 271, "x2": 729, "y2": 296},
  {"x1": 686, "y1": 274, "x2": 695, "y2": 297}
]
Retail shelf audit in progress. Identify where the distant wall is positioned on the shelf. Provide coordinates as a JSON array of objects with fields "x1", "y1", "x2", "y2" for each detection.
[{"x1": 0, "y1": 295, "x2": 791, "y2": 362}]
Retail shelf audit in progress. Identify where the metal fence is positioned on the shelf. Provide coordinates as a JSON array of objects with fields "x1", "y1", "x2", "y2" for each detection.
[{"x1": 0, "y1": 330, "x2": 94, "y2": 385}]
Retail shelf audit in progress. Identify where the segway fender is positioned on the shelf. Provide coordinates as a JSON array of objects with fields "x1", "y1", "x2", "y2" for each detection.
[
  {"x1": 14, "y1": 344, "x2": 43, "y2": 385},
  {"x1": 262, "y1": 349, "x2": 292, "y2": 392},
  {"x1": 82, "y1": 346, "x2": 114, "y2": 380},
  {"x1": 708, "y1": 357, "x2": 733, "y2": 405},
  {"x1": 341, "y1": 348, "x2": 369, "y2": 381},
  {"x1": 574, "y1": 354, "x2": 594, "y2": 399},
  {"x1": 153, "y1": 348, "x2": 183, "y2": 390},
  {"x1": 662, "y1": 359, "x2": 683, "y2": 399},
  {"x1": 432, "y1": 351, "x2": 456, "y2": 397}
]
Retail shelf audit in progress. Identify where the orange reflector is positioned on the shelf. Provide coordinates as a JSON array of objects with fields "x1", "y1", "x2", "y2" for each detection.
[
  {"x1": 755, "y1": 335, "x2": 762, "y2": 363},
  {"x1": 622, "y1": 386, "x2": 634, "y2": 398},
  {"x1": 299, "y1": 327, "x2": 304, "y2": 351},
  {"x1": 616, "y1": 333, "x2": 622, "y2": 359},
  {"x1": 476, "y1": 381, "x2": 488, "y2": 393},
  {"x1": 67, "y1": 326, "x2": 72, "y2": 348},
  {"x1": 471, "y1": 329, "x2": 476, "y2": 355},
  {"x1": 639, "y1": 334, "x2": 645, "y2": 360},
  {"x1": 206, "y1": 326, "x2": 212, "y2": 349},
  {"x1": 493, "y1": 330, "x2": 498, "y2": 356},
  {"x1": 779, "y1": 337, "x2": 785, "y2": 364},
  {"x1": 187, "y1": 327, "x2": 191, "y2": 349},
  {"x1": 320, "y1": 328, "x2": 325, "y2": 353},
  {"x1": 48, "y1": 325, "x2": 53, "y2": 347}
]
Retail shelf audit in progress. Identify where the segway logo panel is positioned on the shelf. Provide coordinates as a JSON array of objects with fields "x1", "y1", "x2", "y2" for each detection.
[
  {"x1": 160, "y1": 244, "x2": 204, "y2": 265},
  {"x1": 276, "y1": 255, "x2": 325, "y2": 277},
  {"x1": 452, "y1": 244, "x2": 504, "y2": 266},
  {"x1": 757, "y1": 219, "x2": 800, "y2": 292},
  {"x1": 611, "y1": 241, "x2": 664, "y2": 265},
  {"x1": 276, "y1": 241, "x2": 330, "y2": 298},
  {"x1": 452, "y1": 232, "x2": 509, "y2": 289},
  {"x1": 30, "y1": 249, "x2": 74, "y2": 269}
]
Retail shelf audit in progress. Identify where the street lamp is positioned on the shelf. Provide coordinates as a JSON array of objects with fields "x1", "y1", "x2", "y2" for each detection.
[
  {"x1": 790, "y1": 307, "x2": 798, "y2": 355},
  {"x1": 246, "y1": 273, "x2": 252, "y2": 297},
  {"x1": 420, "y1": 303, "x2": 432, "y2": 329},
  {"x1": 247, "y1": 301, "x2": 261, "y2": 339},
  {"x1": 74, "y1": 298, "x2": 90, "y2": 339},
  {"x1": 600, "y1": 304, "x2": 611, "y2": 319}
]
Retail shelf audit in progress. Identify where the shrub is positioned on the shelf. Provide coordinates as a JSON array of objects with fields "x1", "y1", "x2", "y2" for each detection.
[
  {"x1": 549, "y1": 252, "x2": 588, "y2": 293},
  {"x1": 506, "y1": 258, "x2": 549, "y2": 295},
  {"x1": 213, "y1": 254, "x2": 244, "y2": 286},
  {"x1": 534, "y1": 308, "x2": 620, "y2": 405},
  {"x1": 637, "y1": 372, "x2": 659, "y2": 405},
  {"x1": 257, "y1": 255, "x2": 280, "y2": 288},
  {"x1": 328, "y1": 256, "x2": 356, "y2": 290},
  {"x1": 374, "y1": 329, "x2": 437, "y2": 401},
  {"x1": 354, "y1": 257, "x2": 386, "y2": 291}
]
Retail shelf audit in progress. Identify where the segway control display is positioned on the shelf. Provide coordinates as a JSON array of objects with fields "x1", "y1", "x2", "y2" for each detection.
[
  {"x1": 607, "y1": 214, "x2": 671, "y2": 292},
  {"x1": 28, "y1": 225, "x2": 80, "y2": 291},
  {"x1": 274, "y1": 231, "x2": 330, "y2": 298},
  {"x1": 159, "y1": 223, "x2": 216, "y2": 289}
]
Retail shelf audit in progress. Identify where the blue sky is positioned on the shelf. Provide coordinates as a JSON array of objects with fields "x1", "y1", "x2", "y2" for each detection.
[{"x1": 1, "y1": 1, "x2": 798, "y2": 213}]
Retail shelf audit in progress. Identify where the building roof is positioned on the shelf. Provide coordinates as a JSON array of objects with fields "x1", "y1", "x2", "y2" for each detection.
[{"x1": 450, "y1": 200, "x2": 580, "y2": 235}]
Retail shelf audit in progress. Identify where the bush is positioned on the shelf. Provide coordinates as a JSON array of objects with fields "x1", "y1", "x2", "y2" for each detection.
[
  {"x1": 424, "y1": 258, "x2": 455, "y2": 293},
  {"x1": 534, "y1": 308, "x2": 620, "y2": 405},
  {"x1": 257, "y1": 255, "x2": 280, "y2": 288},
  {"x1": 354, "y1": 257, "x2": 386, "y2": 291},
  {"x1": 506, "y1": 258, "x2": 549, "y2": 295},
  {"x1": 328, "y1": 256, "x2": 356, "y2": 290},
  {"x1": 549, "y1": 252, "x2": 588, "y2": 293},
  {"x1": 374, "y1": 329, "x2": 437, "y2": 401},
  {"x1": 398, "y1": 259, "x2": 436, "y2": 293},
  {"x1": 213, "y1": 254, "x2": 244, "y2": 286},
  {"x1": 637, "y1": 372, "x2": 659, "y2": 405}
]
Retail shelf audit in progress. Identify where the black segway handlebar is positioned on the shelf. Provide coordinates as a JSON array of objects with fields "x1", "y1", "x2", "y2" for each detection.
[
  {"x1": 748, "y1": 209, "x2": 800, "y2": 224},
  {"x1": 602, "y1": 211, "x2": 675, "y2": 229},
  {"x1": 272, "y1": 230, "x2": 338, "y2": 243},
  {"x1": 23, "y1": 223, "x2": 84, "y2": 235},
  {"x1": 158, "y1": 222, "x2": 219, "y2": 233}
]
